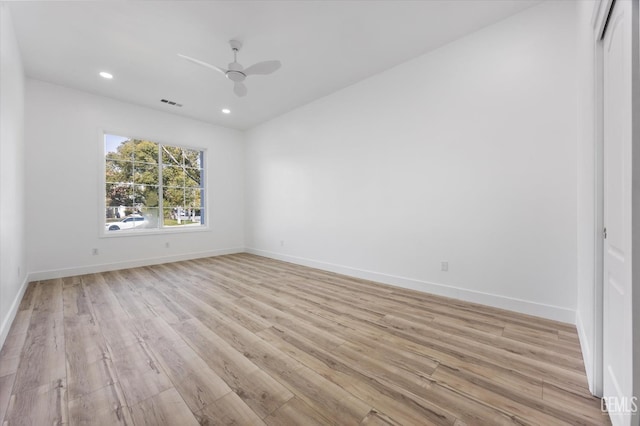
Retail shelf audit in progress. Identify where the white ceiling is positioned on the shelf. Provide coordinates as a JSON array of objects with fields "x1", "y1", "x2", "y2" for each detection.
[{"x1": 8, "y1": 1, "x2": 539, "y2": 130}]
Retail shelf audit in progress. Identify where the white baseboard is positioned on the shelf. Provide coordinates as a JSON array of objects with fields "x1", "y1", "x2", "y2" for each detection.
[
  {"x1": 0, "y1": 275, "x2": 30, "y2": 351},
  {"x1": 28, "y1": 247, "x2": 244, "y2": 281},
  {"x1": 576, "y1": 310, "x2": 596, "y2": 394},
  {"x1": 246, "y1": 248, "x2": 576, "y2": 324}
]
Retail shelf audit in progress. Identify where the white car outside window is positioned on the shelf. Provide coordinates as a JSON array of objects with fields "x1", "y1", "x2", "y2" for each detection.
[{"x1": 105, "y1": 215, "x2": 148, "y2": 231}]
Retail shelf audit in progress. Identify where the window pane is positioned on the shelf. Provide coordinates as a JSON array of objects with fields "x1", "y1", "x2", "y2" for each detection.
[
  {"x1": 139, "y1": 208, "x2": 160, "y2": 229},
  {"x1": 164, "y1": 208, "x2": 203, "y2": 227},
  {"x1": 135, "y1": 185, "x2": 159, "y2": 207},
  {"x1": 134, "y1": 164, "x2": 159, "y2": 186},
  {"x1": 184, "y1": 168, "x2": 203, "y2": 188},
  {"x1": 162, "y1": 165, "x2": 185, "y2": 187},
  {"x1": 106, "y1": 160, "x2": 133, "y2": 184},
  {"x1": 133, "y1": 140, "x2": 159, "y2": 164},
  {"x1": 184, "y1": 188, "x2": 203, "y2": 209},
  {"x1": 105, "y1": 207, "x2": 132, "y2": 223},
  {"x1": 106, "y1": 183, "x2": 134, "y2": 207},
  {"x1": 105, "y1": 147, "x2": 134, "y2": 162},
  {"x1": 105, "y1": 134, "x2": 130, "y2": 156},
  {"x1": 162, "y1": 145, "x2": 183, "y2": 166},
  {"x1": 162, "y1": 186, "x2": 184, "y2": 208},
  {"x1": 182, "y1": 149, "x2": 202, "y2": 168},
  {"x1": 105, "y1": 208, "x2": 116, "y2": 223}
]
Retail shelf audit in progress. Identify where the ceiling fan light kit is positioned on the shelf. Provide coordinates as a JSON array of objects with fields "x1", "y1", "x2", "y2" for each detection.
[{"x1": 179, "y1": 39, "x2": 281, "y2": 98}]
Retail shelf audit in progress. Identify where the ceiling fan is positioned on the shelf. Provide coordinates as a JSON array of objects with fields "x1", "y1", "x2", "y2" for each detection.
[{"x1": 178, "y1": 40, "x2": 281, "y2": 98}]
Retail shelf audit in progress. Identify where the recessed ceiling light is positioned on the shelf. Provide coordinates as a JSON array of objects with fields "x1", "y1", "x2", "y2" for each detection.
[
  {"x1": 99, "y1": 71, "x2": 113, "y2": 79},
  {"x1": 221, "y1": 108, "x2": 231, "y2": 114}
]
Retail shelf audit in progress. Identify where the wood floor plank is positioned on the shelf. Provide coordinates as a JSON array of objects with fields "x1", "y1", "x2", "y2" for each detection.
[
  {"x1": 209, "y1": 319, "x2": 372, "y2": 425},
  {"x1": 63, "y1": 282, "x2": 116, "y2": 401},
  {"x1": 128, "y1": 272, "x2": 192, "y2": 325},
  {"x1": 264, "y1": 396, "x2": 333, "y2": 426},
  {"x1": 360, "y1": 410, "x2": 404, "y2": 426},
  {"x1": 82, "y1": 274, "x2": 141, "y2": 353},
  {"x1": 195, "y1": 391, "x2": 266, "y2": 425},
  {"x1": 176, "y1": 277, "x2": 272, "y2": 332},
  {"x1": 378, "y1": 314, "x2": 587, "y2": 388},
  {"x1": 383, "y1": 313, "x2": 585, "y2": 372},
  {"x1": 174, "y1": 318, "x2": 294, "y2": 419},
  {"x1": 65, "y1": 343, "x2": 116, "y2": 403},
  {"x1": 83, "y1": 274, "x2": 174, "y2": 407},
  {"x1": 288, "y1": 303, "x2": 441, "y2": 376},
  {"x1": 246, "y1": 275, "x2": 547, "y2": 405},
  {"x1": 102, "y1": 270, "x2": 159, "y2": 321},
  {"x1": 542, "y1": 381, "x2": 610, "y2": 424},
  {"x1": 130, "y1": 387, "x2": 199, "y2": 426},
  {"x1": 259, "y1": 323, "x2": 526, "y2": 426},
  {"x1": 235, "y1": 296, "x2": 346, "y2": 350},
  {"x1": 99, "y1": 269, "x2": 232, "y2": 414},
  {"x1": 258, "y1": 325, "x2": 459, "y2": 426},
  {"x1": 558, "y1": 329, "x2": 581, "y2": 344},
  {"x1": 337, "y1": 312, "x2": 546, "y2": 400},
  {"x1": 1, "y1": 254, "x2": 607, "y2": 425},
  {"x1": 140, "y1": 267, "x2": 236, "y2": 331},
  {"x1": 0, "y1": 373, "x2": 15, "y2": 425},
  {"x1": 431, "y1": 363, "x2": 586, "y2": 425},
  {"x1": 108, "y1": 336, "x2": 173, "y2": 407},
  {"x1": 502, "y1": 323, "x2": 582, "y2": 357},
  {"x1": 5, "y1": 310, "x2": 32, "y2": 337},
  {"x1": 16, "y1": 281, "x2": 40, "y2": 312},
  {"x1": 262, "y1": 276, "x2": 572, "y2": 396},
  {"x1": 12, "y1": 281, "x2": 66, "y2": 394},
  {"x1": 134, "y1": 317, "x2": 231, "y2": 412},
  {"x1": 63, "y1": 279, "x2": 93, "y2": 317},
  {"x1": 68, "y1": 382, "x2": 133, "y2": 426},
  {"x1": 0, "y1": 332, "x2": 27, "y2": 377},
  {"x1": 4, "y1": 378, "x2": 68, "y2": 425}
]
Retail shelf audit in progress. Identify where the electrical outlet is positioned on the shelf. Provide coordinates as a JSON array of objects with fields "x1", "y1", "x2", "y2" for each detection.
[
  {"x1": 92, "y1": 248, "x2": 99, "y2": 256},
  {"x1": 441, "y1": 261, "x2": 449, "y2": 272},
  {"x1": 280, "y1": 240, "x2": 284, "y2": 247},
  {"x1": 165, "y1": 242, "x2": 170, "y2": 248}
]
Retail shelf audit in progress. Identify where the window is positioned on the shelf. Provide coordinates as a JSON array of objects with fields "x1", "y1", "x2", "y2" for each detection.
[{"x1": 104, "y1": 134, "x2": 205, "y2": 234}]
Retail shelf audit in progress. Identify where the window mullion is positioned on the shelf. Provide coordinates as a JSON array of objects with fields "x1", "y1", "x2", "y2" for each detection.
[{"x1": 158, "y1": 143, "x2": 164, "y2": 228}]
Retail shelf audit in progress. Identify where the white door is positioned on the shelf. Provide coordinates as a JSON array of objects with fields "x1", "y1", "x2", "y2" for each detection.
[{"x1": 602, "y1": 0, "x2": 634, "y2": 424}]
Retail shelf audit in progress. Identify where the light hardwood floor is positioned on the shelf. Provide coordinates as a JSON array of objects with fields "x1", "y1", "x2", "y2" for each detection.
[{"x1": 0, "y1": 253, "x2": 609, "y2": 425}]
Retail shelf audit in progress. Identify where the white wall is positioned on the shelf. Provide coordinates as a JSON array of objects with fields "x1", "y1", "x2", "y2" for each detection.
[
  {"x1": 575, "y1": 0, "x2": 600, "y2": 395},
  {"x1": 25, "y1": 79, "x2": 245, "y2": 278},
  {"x1": 245, "y1": 1, "x2": 578, "y2": 322},
  {"x1": 0, "y1": 4, "x2": 27, "y2": 348}
]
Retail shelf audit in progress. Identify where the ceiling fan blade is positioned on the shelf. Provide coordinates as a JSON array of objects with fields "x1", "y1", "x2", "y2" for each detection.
[
  {"x1": 234, "y1": 81, "x2": 247, "y2": 97},
  {"x1": 243, "y1": 60, "x2": 281, "y2": 76},
  {"x1": 178, "y1": 54, "x2": 226, "y2": 75}
]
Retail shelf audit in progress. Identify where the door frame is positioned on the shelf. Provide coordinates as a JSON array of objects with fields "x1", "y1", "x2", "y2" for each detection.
[
  {"x1": 590, "y1": 0, "x2": 613, "y2": 398},
  {"x1": 592, "y1": 0, "x2": 640, "y2": 418}
]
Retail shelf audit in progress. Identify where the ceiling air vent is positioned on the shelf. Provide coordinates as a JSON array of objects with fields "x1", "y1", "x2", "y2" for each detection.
[{"x1": 160, "y1": 99, "x2": 183, "y2": 107}]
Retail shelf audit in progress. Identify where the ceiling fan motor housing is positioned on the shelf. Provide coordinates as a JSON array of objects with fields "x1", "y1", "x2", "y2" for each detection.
[
  {"x1": 226, "y1": 70, "x2": 246, "y2": 82},
  {"x1": 226, "y1": 60, "x2": 246, "y2": 81}
]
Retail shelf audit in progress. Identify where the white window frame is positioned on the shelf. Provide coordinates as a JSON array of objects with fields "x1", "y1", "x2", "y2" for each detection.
[{"x1": 99, "y1": 130, "x2": 209, "y2": 238}]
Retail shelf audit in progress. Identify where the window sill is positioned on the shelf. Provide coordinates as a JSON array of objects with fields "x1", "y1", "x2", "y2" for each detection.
[{"x1": 99, "y1": 225, "x2": 210, "y2": 238}]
